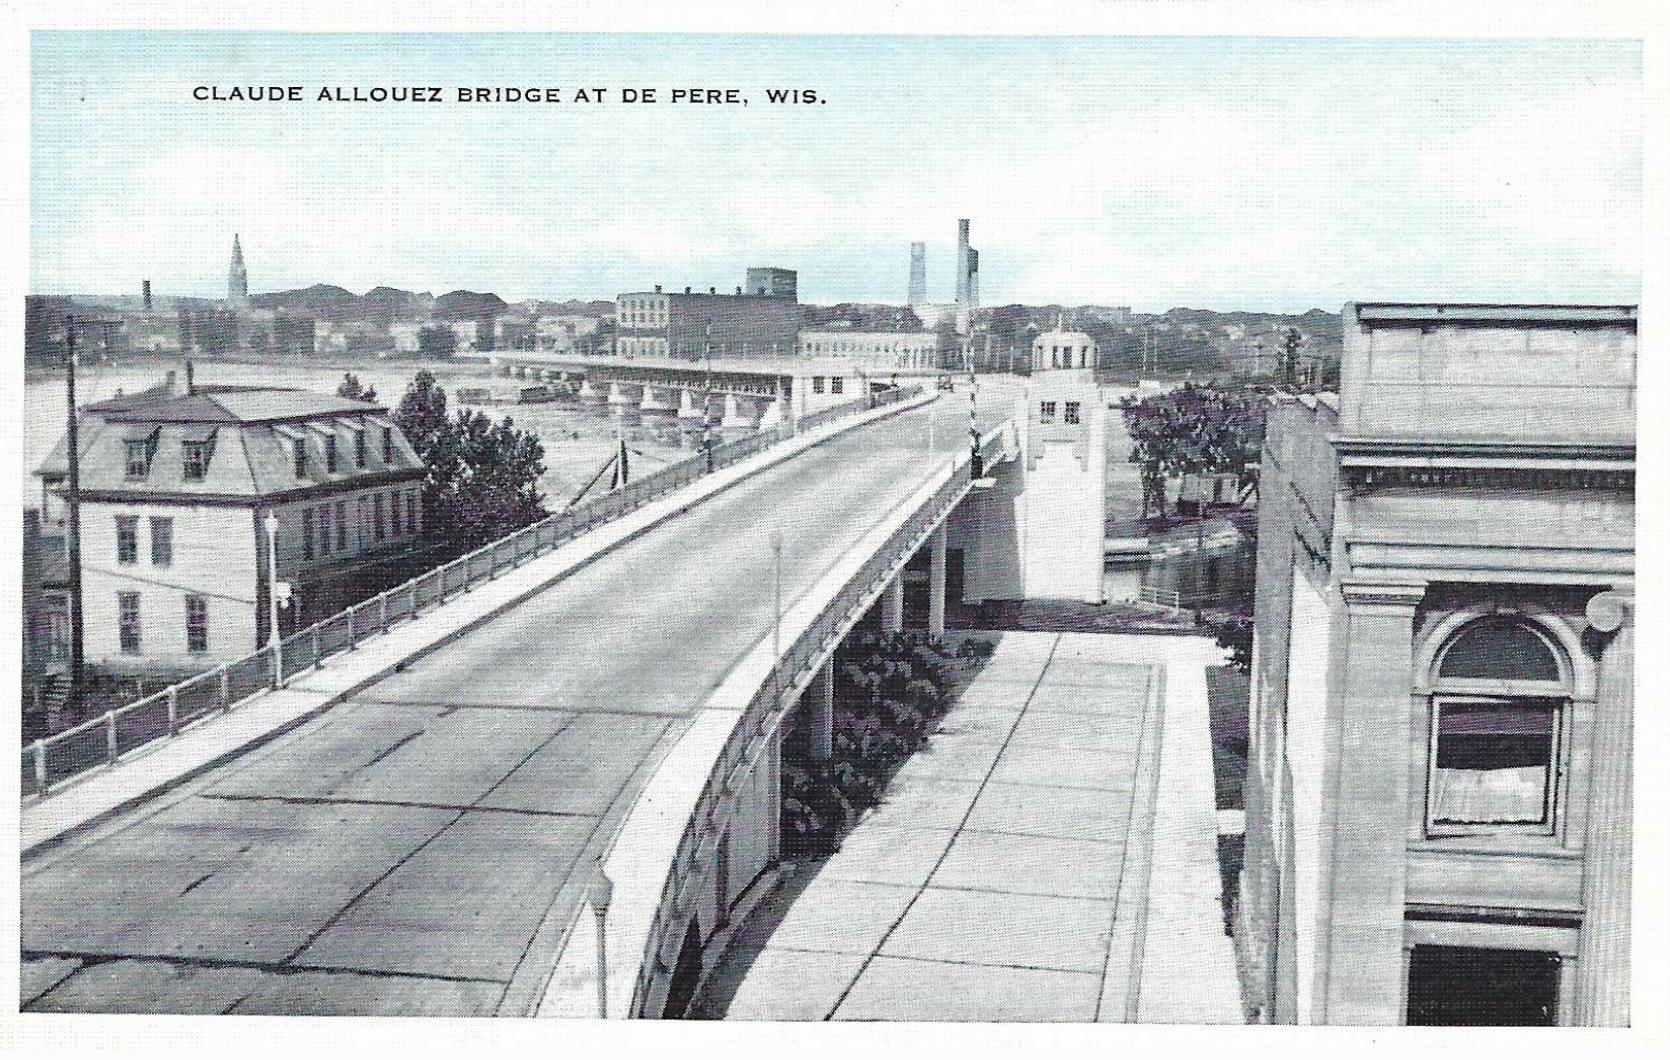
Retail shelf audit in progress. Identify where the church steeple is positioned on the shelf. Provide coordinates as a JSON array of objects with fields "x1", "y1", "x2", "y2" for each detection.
[{"x1": 228, "y1": 234, "x2": 248, "y2": 305}]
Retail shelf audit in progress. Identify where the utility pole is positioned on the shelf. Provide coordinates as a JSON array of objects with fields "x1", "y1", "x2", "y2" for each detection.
[
  {"x1": 63, "y1": 318, "x2": 85, "y2": 709},
  {"x1": 1281, "y1": 327, "x2": 1303, "y2": 389}
]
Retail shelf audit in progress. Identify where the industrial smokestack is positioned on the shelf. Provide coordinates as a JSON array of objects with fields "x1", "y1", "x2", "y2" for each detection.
[
  {"x1": 908, "y1": 242, "x2": 926, "y2": 304},
  {"x1": 185, "y1": 360, "x2": 195, "y2": 396},
  {"x1": 142, "y1": 279, "x2": 152, "y2": 313},
  {"x1": 955, "y1": 220, "x2": 971, "y2": 306}
]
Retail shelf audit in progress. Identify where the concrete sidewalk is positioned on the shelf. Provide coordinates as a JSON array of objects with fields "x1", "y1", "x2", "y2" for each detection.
[{"x1": 696, "y1": 630, "x2": 1242, "y2": 1022}]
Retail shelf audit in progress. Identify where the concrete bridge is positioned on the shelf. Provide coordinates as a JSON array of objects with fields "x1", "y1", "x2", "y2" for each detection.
[
  {"x1": 493, "y1": 353, "x2": 924, "y2": 428},
  {"x1": 21, "y1": 383, "x2": 1047, "y2": 1017}
]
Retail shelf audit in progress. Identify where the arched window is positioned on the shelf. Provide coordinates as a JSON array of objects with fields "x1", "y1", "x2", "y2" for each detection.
[{"x1": 1427, "y1": 615, "x2": 1569, "y2": 837}]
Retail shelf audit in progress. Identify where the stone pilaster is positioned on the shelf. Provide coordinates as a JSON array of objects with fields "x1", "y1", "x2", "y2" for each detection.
[
  {"x1": 1575, "y1": 589, "x2": 1632, "y2": 1026},
  {"x1": 1320, "y1": 578, "x2": 1425, "y2": 1025}
]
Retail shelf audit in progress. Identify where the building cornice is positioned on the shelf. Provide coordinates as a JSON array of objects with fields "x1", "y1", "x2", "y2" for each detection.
[{"x1": 55, "y1": 468, "x2": 426, "y2": 507}]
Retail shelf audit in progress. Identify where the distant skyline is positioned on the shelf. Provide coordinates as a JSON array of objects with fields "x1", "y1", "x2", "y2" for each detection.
[{"x1": 31, "y1": 33, "x2": 1642, "y2": 313}]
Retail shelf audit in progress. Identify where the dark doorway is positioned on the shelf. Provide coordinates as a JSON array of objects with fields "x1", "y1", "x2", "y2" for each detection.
[
  {"x1": 1406, "y1": 945, "x2": 1560, "y2": 1025},
  {"x1": 662, "y1": 919, "x2": 705, "y2": 1019}
]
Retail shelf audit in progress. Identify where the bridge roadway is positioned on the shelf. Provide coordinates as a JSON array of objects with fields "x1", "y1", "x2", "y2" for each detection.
[{"x1": 21, "y1": 385, "x2": 1019, "y2": 1016}]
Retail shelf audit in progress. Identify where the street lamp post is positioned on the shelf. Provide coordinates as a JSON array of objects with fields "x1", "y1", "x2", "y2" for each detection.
[
  {"x1": 264, "y1": 511, "x2": 282, "y2": 688},
  {"x1": 587, "y1": 869, "x2": 614, "y2": 1018}
]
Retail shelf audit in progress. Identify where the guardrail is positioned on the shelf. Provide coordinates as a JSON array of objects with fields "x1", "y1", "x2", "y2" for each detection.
[
  {"x1": 20, "y1": 385, "x2": 924, "y2": 800},
  {"x1": 626, "y1": 420, "x2": 1014, "y2": 1014},
  {"x1": 1137, "y1": 586, "x2": 1184, "y2": 610}
]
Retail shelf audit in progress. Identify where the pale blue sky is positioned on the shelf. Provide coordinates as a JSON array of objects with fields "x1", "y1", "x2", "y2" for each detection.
[{"x1": 31, "y1": 33, "x2": 1641, "y2": 311}]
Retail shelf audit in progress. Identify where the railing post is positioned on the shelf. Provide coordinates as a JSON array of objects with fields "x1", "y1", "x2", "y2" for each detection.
[
  {"x1": 34, "y1": 740, "x2": 48, "y2": 795},
  {"x1": 346, "y1": 607, "x2": 356, "y2": 651},
  {"x1": 105, "y1": 711, "x2": 118, "y2": 766},
  {"x1": 167, "y1": 686, "x2": 179, "y2": 736},
  {"x1": 410, "y1": 581, "x2": 420, "y2": 617},
  {"x1": 219, "y1": 666, "x2": 230, "y2": 711},
  {"x1": 270, "y1": 638, "x2": 283, "y2": 690},
  {"x1": 379, "y1": 592, "x2": 389, "y2": 633},
  {"x1": 312, "y1": 624, "x2": 323, "y2": 668}
]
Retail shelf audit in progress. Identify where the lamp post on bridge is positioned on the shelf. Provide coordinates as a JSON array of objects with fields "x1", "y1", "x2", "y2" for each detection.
[
  {"x1": 770, "y1": 529, "x2": 784, "y2": 702},
  {"x1": 588, "y1": 868, "x2": 614, "y2": 1018},
  {"x1": 264, "y1": 511, "x2": 284, "y2": 689}
]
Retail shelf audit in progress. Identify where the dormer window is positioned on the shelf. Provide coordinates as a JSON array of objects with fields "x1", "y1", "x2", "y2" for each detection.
[
  {"x1": 354, "y1": 430, "x2": 367, "y2": 468},
  {"x1": 293, "y1": 438, "x2": 308, "y2": 478},
  {"x1": 324, "y1": 436, "x2": 339, "y2": 474},
  {"x1": 182, "y1": 441, "x2": 209, "y2": 481},
  {"x1": 125, "y1": 440, "x2": 149, "y2": 479},
  {"x1": 382, "y1": 426, "x2": 394, "y2": 463}
]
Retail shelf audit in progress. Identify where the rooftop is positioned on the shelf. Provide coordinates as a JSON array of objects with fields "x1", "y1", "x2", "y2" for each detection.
[
  {"x1": 87, "y1": 385, "x2": 382, "y2": 425},
  {"x1": 1352, "y1": 303, "x2": 1637, "y2": 327}
]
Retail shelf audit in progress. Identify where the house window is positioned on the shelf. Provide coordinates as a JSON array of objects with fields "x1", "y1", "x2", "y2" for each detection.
[
  {"x1": 185, "y1": 595, "x2": 208, "y2": 654},
  {"x1": 317, "y1": 505, "x2": 331, "y2": 555},
  {"x1": 1065, "y1": 401, "x2": 1081, "y2": 425},
  {"x1": 382, "y1": 427, "x2": 394, "y2": 463},
  {"x1": 373, "y1": 493, "x2": 386, "y2": 541},
  {"x1": 182, "y1": 441, "x2": 209, "y2": 481},
  {"x1": 355, "y1": 431, "x2": 367, "y2": 468},
  {"x1": 831, "y1": 377, "x2": 844, "y2": 395},
  {"x1": 302, "y1": 507, "x2": 315, "y2": 560},
  {"x1": 390, "y1": 490, "x2": 402, "y2": 536},
  {"x1": 149, "y1": 517, "x2": 173, "y2": 566},
  {"x1": 293, "y1": 438, "x2": 308, "y2": 478},
  {"x1": 118, "y1": 592, "x2": 141, "y2": 654},
  {"x1": 335, "y1": 500, "x2": 348, "y2": 551},
  {"x1": 1039, "y1": 401, "x2": 1057, "y2": 423},
  {"x1": 324, "y1": 436, "x2": 339, "y2": 474},
  {"x1": 812, "y1": 376, "x2": 825, "y2": 394},
  {"x1": 407, "y1": 491, "x2": 418, "y2": 534},
  {"x1": 1426, "y1": 616, "x2": 1569, "y2": 837},
  {"x1": 115, "y1": 515, "x2": 138, "y2": 564},
  {"x1": 125, "y1": 440, "x2": 149, "y2": 479}
]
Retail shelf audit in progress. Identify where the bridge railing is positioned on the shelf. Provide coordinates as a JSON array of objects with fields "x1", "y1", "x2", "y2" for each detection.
[
  {"x1": 21, "y1": 385, "x2": 925, "y2": 800},
  {"x1": 628, "y1": 421, "x2": 1009, "y2": 1014}
]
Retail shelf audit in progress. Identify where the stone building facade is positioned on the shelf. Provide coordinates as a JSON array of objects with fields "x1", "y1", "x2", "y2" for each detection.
[{"x1": 1237, "y1": 303, "x2": 1635, "y2": 1026}]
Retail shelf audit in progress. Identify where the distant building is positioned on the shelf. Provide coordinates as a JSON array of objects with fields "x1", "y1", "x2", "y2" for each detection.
[
  {"x1": 389, "y1": 320, "x2": 424, "y2": 353},
  {"x1": 614, "y1": 285, "x2": 801, "y2": 361},
  {"x1": 34, "y1": 381, "x2": 428, "y2": 676},
  {"x1": 1239, "y1": 303, "x2": 1636, "y2": 1026},
  {"x1": 744, "y1": 267, "x2": 798, "y2": 301},
  {"x1": 796, "y1": 330, "x2": 941, "y2": 372},
  {"x1": 228, "y1": 234, "x2": 248, "y2": 306},
  {"x1": 1031, "y1": 326, "x2": 1098, "y2": 372}
]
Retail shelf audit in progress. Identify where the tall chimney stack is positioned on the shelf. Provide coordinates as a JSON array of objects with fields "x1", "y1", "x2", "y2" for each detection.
[
  {"x1": 955, "y1": 220, "x2": 971, "y2": 306},
  {"x1": 185, "y1": 359, "x2": 195, "y2": 396},
  {"x1": 908, "y1": 242, "x2": 926, "y2": 305},
  {"x1": 142, "y1": 279, "x2": 152, "y2": 313}
]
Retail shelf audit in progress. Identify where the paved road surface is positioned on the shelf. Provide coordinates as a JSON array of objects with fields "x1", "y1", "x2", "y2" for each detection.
[{"x1": 20, "y1": 385, "x2": 1018, "y2": 1016}]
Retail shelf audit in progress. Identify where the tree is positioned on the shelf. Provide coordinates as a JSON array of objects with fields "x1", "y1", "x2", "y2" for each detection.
[
  {"x1": 335, "y1": 372, "x2": 377, "y2": 403},
  {"x1": 394, "y1": 370, "x2": 547, "y2": 555},
  {"x1": 417, "y1": 324, "x2": 458, "y2": 358},
  {"x1": 1120, "y1": 383, "x2": 1266, "y2": 519}
]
